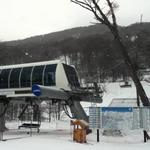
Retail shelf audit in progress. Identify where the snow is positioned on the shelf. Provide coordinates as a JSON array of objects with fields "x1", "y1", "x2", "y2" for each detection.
[
  {"x1": 0, "y1": 120, "x2": 149, "y2": 150},
  {"x1": 82, "y1": 81, "x2": 150, "y2": 107},
  {"x1": 1, "y1": 81, "x2": 150, "y2": 149},
  {"x1": 101, "y1": 81, "x2": 150, "y2": 106}
]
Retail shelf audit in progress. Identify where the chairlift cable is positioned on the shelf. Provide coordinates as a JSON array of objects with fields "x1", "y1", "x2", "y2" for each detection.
[{"x1": 102, "y1": 60, "x2": 124, "y2": 73}]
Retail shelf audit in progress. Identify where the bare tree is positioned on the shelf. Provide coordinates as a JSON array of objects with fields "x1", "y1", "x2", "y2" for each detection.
[{"x1": 71, "y1": 0, "x2": 150, "y2": 106}]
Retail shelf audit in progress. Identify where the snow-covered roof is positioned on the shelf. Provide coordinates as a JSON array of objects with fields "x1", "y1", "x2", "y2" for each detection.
[{"x1": 0, "y1": 59, "x2": 61, "y2": 69}]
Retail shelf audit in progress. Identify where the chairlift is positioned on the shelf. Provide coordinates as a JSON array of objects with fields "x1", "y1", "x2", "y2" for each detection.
[
  {"x1": 18, "y1": 102, "x2": 41, "y2": 133},
  {"x1": 119, "y1": 80, "x2": 132, "y2": 88}
]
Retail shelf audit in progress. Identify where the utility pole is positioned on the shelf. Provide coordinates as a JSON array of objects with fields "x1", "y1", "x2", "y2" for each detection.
[{"x1": 140, "y1": 14, "x2": 143, "y2": 24}]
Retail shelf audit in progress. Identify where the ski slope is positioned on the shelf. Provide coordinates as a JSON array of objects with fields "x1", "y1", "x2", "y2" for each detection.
[{"x1": 82, "y1": 81, "x2": 150, "y2": 107}]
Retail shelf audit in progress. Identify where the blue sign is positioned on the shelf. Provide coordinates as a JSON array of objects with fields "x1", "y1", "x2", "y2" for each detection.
[
  {"x1": 32, "y1": 84, "x2": 42, "y2": 96},
  {"x1": 102, "y1": 107, "x2": 133, "y2": 112}
]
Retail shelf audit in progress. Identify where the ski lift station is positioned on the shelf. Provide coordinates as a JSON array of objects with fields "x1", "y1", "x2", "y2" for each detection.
[
  {"x1": 1, "y1": 59, "x2": 150, "y2": 145},
  {"x1": 0, "y1": 60, "x2": 102, "y2": 137},
  {"x1": 0, "y1": 60, "x2": 80, "y2": 97}
]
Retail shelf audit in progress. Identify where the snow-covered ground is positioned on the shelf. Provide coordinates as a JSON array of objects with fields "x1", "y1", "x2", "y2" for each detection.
[
  {"x1": 1, "y1": 81, "x2": 150, "y2": 149},
  {"x1": 101, "y1": 81, "x2": 150, "y2": 106},
  {"x1": 82, "y1": 81, "x2": 150, "y2": 107},
  {"x1": 0, "y1": 120, "x2": 150, "y2": 150}
]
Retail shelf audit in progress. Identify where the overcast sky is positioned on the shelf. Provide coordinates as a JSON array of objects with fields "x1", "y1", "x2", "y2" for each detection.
[{"x1": 0, "y1": 0, "x2": 150, "y2": 41}]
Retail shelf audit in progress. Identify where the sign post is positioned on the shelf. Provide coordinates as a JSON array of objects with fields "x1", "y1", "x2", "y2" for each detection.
[
  {"x1": 89, "y1": 107, "x2": 101, "y2": 128},
  {"x1": 97, "y1": 129, "x2": 99, "y2": 142},
  {"x1": 89, "y1": 107, "x2": 101, "y2": 142}
]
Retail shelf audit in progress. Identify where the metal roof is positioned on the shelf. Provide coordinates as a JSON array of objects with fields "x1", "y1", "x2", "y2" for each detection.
[{"x1": 0, "y1": 59, "x2": 61, "y2": 69}]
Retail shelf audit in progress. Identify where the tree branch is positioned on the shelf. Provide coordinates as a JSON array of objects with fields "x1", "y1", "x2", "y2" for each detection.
[
  {"x1": 71, "y1": 0, "x2": 93, "y2": 11},
  {"x1": 91, "y1": 0, "x2": 111, "y2": 26},
  {"x1": 106, "y1": 0, "x2": 118, "y2": 31}
]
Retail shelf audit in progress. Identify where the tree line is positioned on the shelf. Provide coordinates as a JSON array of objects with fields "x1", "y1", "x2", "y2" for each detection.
[{"x1": 0, "y1": 23, "x2": 150, "y2": 82}]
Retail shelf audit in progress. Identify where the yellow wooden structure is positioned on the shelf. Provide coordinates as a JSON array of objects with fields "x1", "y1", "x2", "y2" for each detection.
[{"x1": 71, "y1": 119, "x2": 89, "y2": 143}]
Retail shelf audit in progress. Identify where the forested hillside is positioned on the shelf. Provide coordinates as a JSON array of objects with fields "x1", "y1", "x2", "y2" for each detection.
[{"x1": 0, "y1": 22, "x2": 150, "y2": 82}]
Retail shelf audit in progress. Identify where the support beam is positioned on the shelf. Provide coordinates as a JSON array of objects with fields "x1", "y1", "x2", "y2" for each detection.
[
  {"x1": 69, "y1": 100, "x2": 88, "y2": 122},
  {"x1": 0, "y1": 102, "x2": 5, "y2": 141},
  {"x1": 0, "y1": 97, "x2": 10, "y2": 141}
]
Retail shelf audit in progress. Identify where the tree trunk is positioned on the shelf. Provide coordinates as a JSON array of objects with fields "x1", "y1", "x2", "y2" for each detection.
[{"x1": 115, "y1": 35, "x2": 150, "y2": 106}]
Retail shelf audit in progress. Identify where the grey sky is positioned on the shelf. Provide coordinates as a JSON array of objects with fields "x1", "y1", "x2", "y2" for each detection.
[{"x1": 0, "y1": 0, "x2": 149, "y2": 41}]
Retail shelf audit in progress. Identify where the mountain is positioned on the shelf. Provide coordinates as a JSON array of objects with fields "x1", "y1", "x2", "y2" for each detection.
[
  {"x1": 1, "y1": 22, "x2": 150, "y2": 81},
  {"x1": 5, "y1": 23, "x2": 109, "y2": 47}
]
